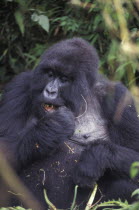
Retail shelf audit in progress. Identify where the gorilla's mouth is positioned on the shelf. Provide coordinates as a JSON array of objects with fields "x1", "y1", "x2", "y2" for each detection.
[{"x1": 43, "y1": 103, "x2": 58, "y2": 112}]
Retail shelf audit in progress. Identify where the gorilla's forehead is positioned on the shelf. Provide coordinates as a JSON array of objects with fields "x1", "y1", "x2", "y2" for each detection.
[
  {"x1": 40, "y1": 59, "x2": 78, "y2": 76},
  {"x1": 42, "y1": 47, "x2": 84, "y2": 66},
  {"x1": 40, "y1": 38, "x2": 99, "y2": 75}
]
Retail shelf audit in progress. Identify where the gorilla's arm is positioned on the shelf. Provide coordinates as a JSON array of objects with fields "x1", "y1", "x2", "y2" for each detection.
[
  {"x1": 74, "y1": 82, "x2": 139, "y2": 187},
  {"x1": 0, "y1": 109, "x2": 74, "y2": 170},
  {"x1": 0, "y1": 73, "x2": 74, "y2": 169},
  {"x1": 74, "y1": 140, "x2": 139, "y2": 187},
  {"x1": 0, "y1": 72, "x2": 32, "y2": 136},
  {"x1": 15, "y1": 107, "x2": 74, "y2": 168},
  {"x1": 100, "y1": 81, "x2": 139, "y2": 150}
]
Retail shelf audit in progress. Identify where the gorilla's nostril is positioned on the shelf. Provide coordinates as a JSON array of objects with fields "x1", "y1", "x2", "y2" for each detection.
[{"x1": 83, "y1": 134, "x2": 90, "y2": 139}]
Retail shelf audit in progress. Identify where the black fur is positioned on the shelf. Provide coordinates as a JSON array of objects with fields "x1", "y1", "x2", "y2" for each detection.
[{"x1": 0, "y1": 38, "x2": 139, "y2": 209}]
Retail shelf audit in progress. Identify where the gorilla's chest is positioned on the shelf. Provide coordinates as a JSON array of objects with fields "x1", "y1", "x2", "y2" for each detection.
[{"x1": 71, "y1": 106, "x2": 108, "y2": 149}]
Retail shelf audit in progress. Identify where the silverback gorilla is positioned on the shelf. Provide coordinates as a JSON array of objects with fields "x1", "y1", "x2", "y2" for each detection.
[{"x1": 0, "y1": 38, "x2": 139, "y2": 209}]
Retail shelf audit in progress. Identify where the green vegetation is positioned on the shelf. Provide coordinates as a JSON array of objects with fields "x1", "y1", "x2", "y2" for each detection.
[
  {"x1": 0, "y1": 0, "x2": 139, "y2": 87},
  {"x1": 0, "y1": 208, "x2": 31, "y2": 210}
]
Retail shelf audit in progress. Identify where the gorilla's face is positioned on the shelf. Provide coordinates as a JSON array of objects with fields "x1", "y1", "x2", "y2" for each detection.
[
  {"x1": 31, "y1": 63, "x2": 78, "y2": 118},
  {"x1": 31, "y1": 38, "x2": 99, "y2": 118},
  {"x1": 33, "y1": 66, "x2": 73, "y2": 107}
]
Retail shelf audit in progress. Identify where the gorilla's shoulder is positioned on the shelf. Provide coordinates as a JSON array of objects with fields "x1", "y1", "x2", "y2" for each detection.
[{"x1": 94, "y1": 75, "x2": 129, "y2": 99}]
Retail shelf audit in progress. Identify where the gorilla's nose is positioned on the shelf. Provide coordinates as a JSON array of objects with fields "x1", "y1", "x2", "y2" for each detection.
[
  {"x1": 47, "y1": 88, "x2": 57, "y2": 95},
  {"x1": 43, "y1": 87, "x2": 58, "y2": 99}
]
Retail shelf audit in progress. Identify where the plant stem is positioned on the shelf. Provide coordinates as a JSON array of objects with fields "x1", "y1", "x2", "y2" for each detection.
[
  {"x1": 70, "y1": 185, "x2": 78, "y2": 210},
  {"x1": 44, "y1": 189, "x2": 57, "y2": 210},
  {"x1": 85, "y1": 184, "x2": 98, "y2": 210}
]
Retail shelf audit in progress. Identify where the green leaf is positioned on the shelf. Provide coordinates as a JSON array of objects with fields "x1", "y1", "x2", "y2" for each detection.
[
  {"x1": 132, "y1": 189, "x2": 139, "y2": 197},
  {"x1": 31, "y1": 13, "x2": 39, "y2": 22},
  {"x1": 31, "y1": 13, "x2": 49, "y2": 33},
  {"x1": 115, "y1": 62, "x2": 131, "y2": 80},
  {"x1": 130, "y1": 162, "x2": 139, "y2": 178},
  {"x1": 115, "y1": 65, "x2": 126, "y2": 80},
  {"x1": 38, "y1": 14, "x2": 49, "y2": 32},
  {"x1": 14, "y1": 10, "x2": 24, "y2": 35}
]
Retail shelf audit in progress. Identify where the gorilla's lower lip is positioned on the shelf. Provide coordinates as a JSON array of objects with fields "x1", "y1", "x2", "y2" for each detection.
[{"x1": 43, "y1": 103, "x2": 59, "y2": 112}]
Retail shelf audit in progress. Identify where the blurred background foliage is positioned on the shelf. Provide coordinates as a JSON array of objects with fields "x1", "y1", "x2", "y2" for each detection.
[{"x1": 0, "y1": 0, "x2": 139, "y2": 89}]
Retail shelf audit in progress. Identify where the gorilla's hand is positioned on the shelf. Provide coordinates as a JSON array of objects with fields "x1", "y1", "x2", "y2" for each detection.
[
  {"x1": 73, "y1": 163, "x2": 96, "y2": 189},
  {"x1": 73, "y1": 142, "x2": 107, "y2": 189},
  {"x1": 16, "y1": 107, "x2": 75, "y2": 167},
  {"x1": 42, "y1": 106, "x2": 75, "y2": 141}
]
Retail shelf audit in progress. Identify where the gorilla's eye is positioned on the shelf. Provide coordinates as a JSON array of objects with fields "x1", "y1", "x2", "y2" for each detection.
[
  {"x1": 60, "y1": 76, "x2": 69, "y2": 83},
  {"x1": 47, "y1": 70, "x2": 53, "y2": 78}
]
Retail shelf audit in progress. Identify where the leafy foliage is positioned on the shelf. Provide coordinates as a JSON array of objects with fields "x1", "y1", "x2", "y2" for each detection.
[
  {"x1": 0, "y1": 0, "x2": 139, "y2": 87},
  {"x1": 0, "y1": 208, "x2": 31, "y2": 210}
]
